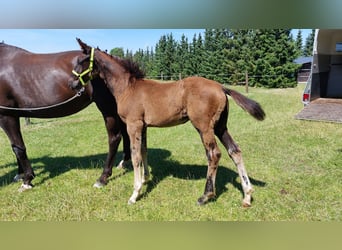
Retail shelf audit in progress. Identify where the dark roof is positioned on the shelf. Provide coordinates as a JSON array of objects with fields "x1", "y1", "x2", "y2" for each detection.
[{"x1": 294, "y1": 56, "x2": 313, "y2": 65}]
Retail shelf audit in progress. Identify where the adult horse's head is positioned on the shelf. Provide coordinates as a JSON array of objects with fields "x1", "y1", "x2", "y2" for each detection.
[{"x1": 70, "y1": 38, "x2": 145, "y2": 90}]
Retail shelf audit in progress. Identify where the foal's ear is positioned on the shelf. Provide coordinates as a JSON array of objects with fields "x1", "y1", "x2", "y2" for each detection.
[
  {"x1": 76, "y1": 38, "x2": 91, "y2": 55},
  {"x1": 77, "y1": 54, "x2": 90, "y2": 64}
]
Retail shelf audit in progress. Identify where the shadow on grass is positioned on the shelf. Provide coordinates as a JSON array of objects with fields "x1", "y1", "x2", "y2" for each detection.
[
  {"x1": 0, "y1": 152, "x2": 126, "y2": 188},
  {"x1": 0, "y1": 148, "x2": 266, "y2": 203},
  {"x1": 141, "y1": 148, "x2": 266, "y2": 203}
]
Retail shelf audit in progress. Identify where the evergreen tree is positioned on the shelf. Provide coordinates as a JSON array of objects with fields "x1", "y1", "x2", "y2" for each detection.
[
  {"x1": 189, "y1": 33, "x2": 204, "y2": 76},
  {"x1": 250, "y1": 29, "x2": 299, "y2": 88},
  {"x1": 110, "y1": 29, "x2": 301, "y2": 88},
  {"x1": 303, "y1": 29, "x2": 315, "y2": 56},
  {"x1": 223, "y1": 29, "x2": 254, "y2": 85},
  {"x1": 295, "y1": 29, "x2": 303, "y2": 56},
  {"x1": 154, "y1": 35, "x2": 168, "y2": 79},
  {"x1": 175, "y1": 34, "x2": 191, "y2": 78},
  {"x1": 201, "y1": 29, "x2": 228, "y2": 82}
]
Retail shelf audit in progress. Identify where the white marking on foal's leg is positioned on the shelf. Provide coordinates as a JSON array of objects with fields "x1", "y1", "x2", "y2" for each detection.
[
  {"x1": 128, "y1": 177, "x2": 143, "y2": 205},
  {"x1": 128, "y1": 188, "x2": 140, "y2": 205},
  {"x1": 229, "y1": 151, "x2": 254, "y2": 207},
  {"x1": 18, "y1": 183, "x2": 33, "y2": 192},
  {"x1": 128, "y1": 161, "x2": 144, "y2": 205},
  {"x1": 238, "y1": 164, "x2": 254, "y2": 207}
]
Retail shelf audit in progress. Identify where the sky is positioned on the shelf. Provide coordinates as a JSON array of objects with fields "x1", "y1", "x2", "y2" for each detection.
[
  {"x1": 0, "y1": 29, "x2": 312, "y2": 54},
  {"x1": 0, "y1": 29, "x2": 203, "y2": 53}
]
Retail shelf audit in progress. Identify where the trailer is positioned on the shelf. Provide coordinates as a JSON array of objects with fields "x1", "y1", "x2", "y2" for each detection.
[{"x1": 295, "y1": 29, "x2": 342, "y2": 123}]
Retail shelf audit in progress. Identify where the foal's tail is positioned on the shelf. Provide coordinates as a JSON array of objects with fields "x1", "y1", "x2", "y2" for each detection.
[{"x1": 223, "y1": 87, "x2": 265, "y2": 121}]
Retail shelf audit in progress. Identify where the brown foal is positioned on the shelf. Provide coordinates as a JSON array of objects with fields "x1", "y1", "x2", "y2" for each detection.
[{"x1": 73, "y1": 39, "x2": 265, "y2": 207}]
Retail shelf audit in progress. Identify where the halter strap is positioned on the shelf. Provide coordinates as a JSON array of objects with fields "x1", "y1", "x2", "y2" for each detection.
[{"x1": 72, "y1": 47, "x2": 95, "y2": 86}]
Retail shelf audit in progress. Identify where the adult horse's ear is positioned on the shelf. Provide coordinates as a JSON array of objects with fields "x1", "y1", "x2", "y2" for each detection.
[{"x1": 76, "y1": 38, "x2": 91, "y2": 55}]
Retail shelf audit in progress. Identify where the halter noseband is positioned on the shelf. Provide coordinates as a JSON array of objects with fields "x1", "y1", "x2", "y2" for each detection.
[{"x1": 72, "y1": 47, "x2": 95, "y2": 86}]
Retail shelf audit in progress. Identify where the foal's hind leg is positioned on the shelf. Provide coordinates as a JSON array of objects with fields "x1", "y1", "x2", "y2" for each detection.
[
  {"x1": 217, "y1": 129, "x2": 253, "y2": 207},
  {"x1": 197, "y1": 130, "x2": 221, "y2": 205}
]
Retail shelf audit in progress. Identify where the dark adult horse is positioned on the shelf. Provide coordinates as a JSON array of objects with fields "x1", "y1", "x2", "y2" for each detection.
[
  {"x1": 0, "y1": 42, "x2": 130, "y2": 191},
  {"x1": 71, "y1": 39, "x2": 266, "y2": 207}
]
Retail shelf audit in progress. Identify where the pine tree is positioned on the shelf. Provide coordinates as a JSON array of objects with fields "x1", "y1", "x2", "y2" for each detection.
[
  {"x1": 189, "y1": 33, "x2": 204, "y2": 76},
  {"x1": 250, "y1": 29, "x2": 299, "y2": 88},
  {"x1": 295, "y1": 29, "x2": 303, "y2": 56},
  {"x1": 154, "y1": 35, "x2": 168, "y2": 79},
  {"x1": 303, "y1": 29, "x2": 315, "y2": 56}
]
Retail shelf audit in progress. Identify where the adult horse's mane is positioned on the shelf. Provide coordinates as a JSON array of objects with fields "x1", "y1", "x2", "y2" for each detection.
[{"x1": 97, "y1": 47, "x2": 145, "y2": 80}]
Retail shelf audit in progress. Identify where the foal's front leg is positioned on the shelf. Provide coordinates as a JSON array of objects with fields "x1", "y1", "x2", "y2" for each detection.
[
  {"x1": 141, "y1": 126, "x2": 150, "y2": 184},
  {"x1": 127, "y1": 121, "x2": 145, "y2": 204}
]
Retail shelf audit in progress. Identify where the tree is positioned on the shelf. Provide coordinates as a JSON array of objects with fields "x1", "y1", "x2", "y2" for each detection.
[
  {"x1": 250, "y1": 29, "x2": 299, "y2": 88},
  {"x1": 295, "y1": 29, "x2": 303, "y2": 56},
  {"x1": 110, "y1": 29, "x2": 301, "y2": 88},
  {"x1": 110, "y1": 47, "x2": 124, "y2": 58},
  {"x1": 175, "y1": 34, "x2": 192, "y2": 78},
  {"x1": 201, "y1": 29, "x2": 228, "y2": 82},
  {"x1": 303, "y1": 29, "x2": 315, "y2": 56},
  {"x1": 189, "y1": 33, "x2": 204, "y2": 76}
]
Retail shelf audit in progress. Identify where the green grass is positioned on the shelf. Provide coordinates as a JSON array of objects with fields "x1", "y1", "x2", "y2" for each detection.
[{"x1": 0, "y1": 84, "x2": 341, "y2": 221}]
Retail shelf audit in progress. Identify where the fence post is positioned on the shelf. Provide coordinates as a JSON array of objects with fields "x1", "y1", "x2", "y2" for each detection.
[
  {"x1": 179, "y1": 73, "x2": 182, "y2": 80},
  {"x1": 245, "y1": 70, "x2": 249, "y2": 93}
]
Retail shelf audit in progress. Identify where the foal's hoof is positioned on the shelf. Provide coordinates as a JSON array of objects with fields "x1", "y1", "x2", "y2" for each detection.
[
  {"x1": 18, "y1": 183, "x2": 33, "y2": 192},
  {"x1": 197, "y1": 192, "x2": 216, "y2": 205},
  {"x1": 242, "y1": 201, "x2": 251, "y2": 208},
  {"x1": 242, "y1": 198, "x2": 252, "y2": 208},
  {"x1": 128, "y1": 198, "x2": 136, "y2": 205},
  {"x1": 13, "y1": 174, "x2": 24, "y2": 182},
  {"x1": 197, "y1": 196, "x2": 209, "y2": 206}
]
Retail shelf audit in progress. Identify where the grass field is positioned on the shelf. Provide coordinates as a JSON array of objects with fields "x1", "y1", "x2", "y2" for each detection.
[{"x1": 0, "y1": 84, "x2": 341, "y2": 221}]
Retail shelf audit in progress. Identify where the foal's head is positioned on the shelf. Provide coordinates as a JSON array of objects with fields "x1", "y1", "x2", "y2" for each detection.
[{"x1": 70, "y1": 38, "x2": 145, "y2": 90}]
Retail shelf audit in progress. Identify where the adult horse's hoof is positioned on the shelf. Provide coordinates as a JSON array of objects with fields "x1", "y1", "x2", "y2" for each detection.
[
  {"x1": 117, "y1": 160, "x2": 131, "y2": 169},
  {"x1": 13, "y1": 174, "x2": 24, "y2": 182},
  {"x1": 93, "y1": 181, "x2": 105, "y2": 188},
  {"x1": 18, "y1": 183, "x2": 33, "y2": 192}
]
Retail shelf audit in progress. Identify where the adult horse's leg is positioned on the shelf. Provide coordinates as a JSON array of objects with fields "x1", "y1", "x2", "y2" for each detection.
[
  {"x1": 214, "y1": 106, "x2": 253, "y2": 207},
  {"x1": 0, "y1": 116, "x2": 35, "y2": 191},
  {"x1": 127, "y1": 121, "x2": 145, "y2": 204},
  {"x1": 92, "y1": 80, "x2": 131, "y2": 187},
  {"x1": 94, "y1": 116, "x2": 123, "y2": 187},
  {"x1": 197, "y1": 129, "x2": 222, "y2": 205},
  {"x1": 116, "y1": 121, "x2": 131, "y2": 169}
]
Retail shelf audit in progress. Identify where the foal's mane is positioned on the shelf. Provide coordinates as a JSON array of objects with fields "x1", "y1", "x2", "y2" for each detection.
[{"x1": 99, "y1": 48, "x2": 145, "y2": 80}]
